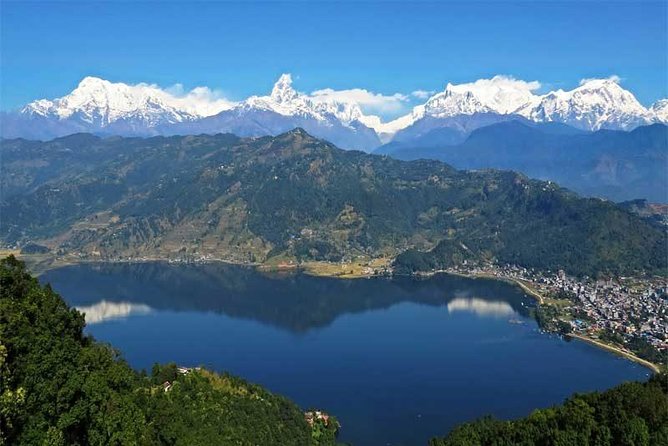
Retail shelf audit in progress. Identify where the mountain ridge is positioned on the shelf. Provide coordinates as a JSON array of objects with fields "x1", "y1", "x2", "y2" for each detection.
[
  {"x1": 1, "y1": 129, "x2": 665, "y2": 277},
  {"x1": 377, "y1": 122, "x2": 668, "y2": 202},
  {"x1": 2, "y1": 75, "x2": 666, "y2": 150}
]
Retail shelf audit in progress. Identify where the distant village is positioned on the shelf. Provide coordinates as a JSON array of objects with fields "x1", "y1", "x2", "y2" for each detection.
[{"x1": 445, "y1": 263, "x2": 668, "y2": 365}]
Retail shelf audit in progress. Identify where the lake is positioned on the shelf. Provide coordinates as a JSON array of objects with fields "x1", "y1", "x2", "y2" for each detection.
[{"x1": 41, "y1": 262, "x2": 650, "y2": 446}]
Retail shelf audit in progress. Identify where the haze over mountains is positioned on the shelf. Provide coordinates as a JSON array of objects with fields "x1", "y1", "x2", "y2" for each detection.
[
  {"x1": 378, "y1": 121, "x2": 668, "y2": 203},
  {"x1": 2, "y1": 74, "x2": 667, "y2": 151}
]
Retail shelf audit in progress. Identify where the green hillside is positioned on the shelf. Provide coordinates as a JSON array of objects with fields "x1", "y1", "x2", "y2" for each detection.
[
  {"x1": 431, "y1": 373, "x2": 668, "y2": 446},
  {"x1": 1, "y1": 130, "x2": 665, "y2": 276}
]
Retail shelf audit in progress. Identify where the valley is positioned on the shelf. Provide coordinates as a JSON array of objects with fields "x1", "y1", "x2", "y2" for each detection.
[
  {"x1": 3, "y1": 2, "x2": 668, "y2": 445},
  {"x1": 3, "y1": 128, "x2": 666, "y2": 378}
]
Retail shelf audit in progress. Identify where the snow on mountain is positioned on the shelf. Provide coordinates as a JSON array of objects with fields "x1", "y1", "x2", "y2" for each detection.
[
  {"x1": 164, "y1": 74, "x2": 382, "y2": 151},
  {"x1": 2, "y1": 73, "x2": 665, "y2": 149},
  {"x1": 418, "y1": 76, "x2": 540, "y2": 118},
  {"x1": 388, "y1": 76, "x2": 663, "y2": 147},
  {"x1": 516, "y1": 77, "x2": 654, "y2": 131},
  {"x1": 26, "y1": 77, "x2": 233, "y2": 124},
  {"x1": 356, "y1": 114, "x2": 415, "y2": 143},
  {"x1": 651, "y1": 99, "x2": 668, "y2": 123},
  {"x1": 387, "y1": 76, "x2": 540, "y2": 143},
  {"x1": 386, "y1": 76, "x2": 541, "y2": 142},
  {"x1": 238, "y1": 74, "x2": 369, "y2": 126},
  {"x1": 6, "y1": 77, "x2": 234, "y2": 139}
]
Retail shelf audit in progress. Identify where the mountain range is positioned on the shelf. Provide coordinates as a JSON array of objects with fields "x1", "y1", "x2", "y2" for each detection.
[
  {"x1": 377, "y1": 121, "x2": 668, "y2": 203},
  {"x1": 1, "y1": 130, "x2": 665, "y2": 276},
  {"x1": 2, "y1": 75, "x2": 667, "y2": 151}
]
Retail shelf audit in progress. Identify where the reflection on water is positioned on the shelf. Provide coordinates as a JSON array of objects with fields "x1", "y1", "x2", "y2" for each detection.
[
  {"x1": 447, "y1": 297, "x2": 516, "y2": 317},
  {"x1": 40, "y1": 262, "x2": 648, "y2": 446},
  {"x1": 76, "y1": 300, "x2": 152, "y2": 324},
  {"x1": 42, "y1": 262, "x2": 533, "y2": 332}
]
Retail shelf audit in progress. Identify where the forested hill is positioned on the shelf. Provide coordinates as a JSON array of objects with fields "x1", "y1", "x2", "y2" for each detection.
[
  {"x1": 1, "y1": 129, "x2": 666, "y2": 276},
  {"x1": 0, "y1": 256, "x2": 338, "y2": 445},
  {"x1": 431, "y1": 373, "x2": 668, "y2": 446}
]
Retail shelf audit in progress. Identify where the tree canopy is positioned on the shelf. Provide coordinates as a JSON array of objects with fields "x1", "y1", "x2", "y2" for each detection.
[{"x1": 431, "y1": 373, "x2": 668, "y2": 446}]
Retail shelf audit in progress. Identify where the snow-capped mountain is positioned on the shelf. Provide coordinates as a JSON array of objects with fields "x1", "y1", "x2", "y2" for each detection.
[
  {"x1": 2, "y1": 73, "x2": 666, "y2": 151},
  {"x1": 516, "y1": 77, "x2": 655, "y2": 131},
  {"x1": 1, "y1": 74, "x2": 380, "y2": 149},
  {"x1": 164, "y1": 74, "x2": 381, "y2": 150},
  {"x1": 417, "y1": 76, "x2": 538, "y2": 118},
  {"x1": 651, "y1": 99, "x2": 668, "y2": 123},
  {"x1": 2, "y1": 77, "x2": 233, "y2": 140},
  {"x1": 389, "y1": 76, "x2": 665, "y2": 146},
  {"x1": 235, "y1": 74, "x2": 369, "y2": 127},
  {"x1": 389, "y1": 76, "x2": 539, "y2": 142}
]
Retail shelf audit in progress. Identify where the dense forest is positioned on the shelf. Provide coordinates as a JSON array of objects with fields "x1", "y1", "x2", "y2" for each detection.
[
  {"x1": 0, "y1": 256, "x2": 338, "y2": 445},
  {"x1": 2, "y1": 130, "x2": 666, "y2": 277},
  {"x1": 431, "y1": 373, "x2": 668, "y2": 446}
]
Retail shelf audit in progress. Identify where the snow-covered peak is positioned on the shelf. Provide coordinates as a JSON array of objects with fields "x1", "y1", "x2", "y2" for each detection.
[
  {"x1": 8, "y1": 73, "x2": 666, "y2": 145},
  {"x1": 362, "y1": 113, "x2": 415, "y2": 140},
  {"x1": 77, "y1": 76, "x2": 109, "y2": 89},
  {"x1": 21, "y1": 77, "x2": 234, "y2": 128},
  {"x1": 378, "y1": 75, "x2": 665, "y2": 138},
  {"x1": 651, "y1": 99, "x2": 668, "y2": 123},
  {"x1": 416, "y1": 75, "x2": 541, "y2": 120},
  {"x1": 518, "y1": 76, "x2": 653, "y2": 130},
  {"x1": 375, "y1": 76, "x2": 539, "y2": 135},
  {"x1": 270, "y1": 74, "x2": 299, "y2": 103},
  {"x1": 238, "y1": 73, "x2": 375, "y2": 129},
  {"x1": 571, "y1": 76, "x2": 643, "y2": 107},
  {"x1": 577, "y1": 76, "x2": 621, "y2": 89},
  {"x1": 444, "y1": 76, "x2": 540, "y2": 114}
]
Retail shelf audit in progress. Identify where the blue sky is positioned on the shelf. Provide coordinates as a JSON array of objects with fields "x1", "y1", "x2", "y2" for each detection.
[{"x1": 2, "y1": 1, "x2": 666, "y2": 116}]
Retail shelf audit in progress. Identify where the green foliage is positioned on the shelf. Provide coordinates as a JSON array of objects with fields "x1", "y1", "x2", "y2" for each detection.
[
  {"x1": 0, "y1": 342, "x2": 25, "y2": 446},
  {"x1": 143, "y1": 370, "x2": 311, "y2": 446},
  {"x1": 0, "y1": 256, "x2": 332, "y2": 445},
  {"x1": 310, "y1": 415, "x2": 339, "y2": 446},
  {"x1": 533, "y1": 305, "x2": 561, "y2": 331},
  {"x1": 600, "y1": 329, "x2": 626, "y2": 345},
  {"x1": 626, "y1": 336, "x2": 668, "y2": 364},
  {"x1": 394, "y1": 187, "x2": 668, "y2": 277},
  {"x1": 430, "y1": 373, "x2": 668, "y2": 446},
  {"x1": 151, "y1": 363, "x2": 178, "y2": 385}
]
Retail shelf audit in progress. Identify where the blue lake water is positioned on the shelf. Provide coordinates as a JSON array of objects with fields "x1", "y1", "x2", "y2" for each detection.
[{"x1": 41, "y1": 262, "x2": 650, "y2": 446}]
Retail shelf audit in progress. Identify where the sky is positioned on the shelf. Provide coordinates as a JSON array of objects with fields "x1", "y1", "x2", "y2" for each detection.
[{"x1": 1, "y1": 1, "x2": 667, "y2": 118}]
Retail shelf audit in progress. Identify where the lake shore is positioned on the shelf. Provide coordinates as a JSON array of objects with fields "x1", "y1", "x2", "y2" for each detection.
[
  {"x1": 436, "y1": 270, "x2": 544, "y2": 304},
  {"x1": 567, "y1": 333, "x2": 661, "y2": 374},
  {"x1": 418, "y1": 268, "x2": 661, "y2": 374},
  {"x1": 5, "y1": 252, "x2": 390, "y2": 279},
  {"x1": 5, "y1": 253, "x2": 662, "y2": 373},
  {"x1": 466, "y1": 273, "x2": 661, "y2": 374}
]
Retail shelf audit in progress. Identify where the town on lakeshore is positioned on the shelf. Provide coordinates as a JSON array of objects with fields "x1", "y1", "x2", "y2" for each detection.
[{"x1": 441, "y1": 263, "x2": 667, "y2": 371}]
